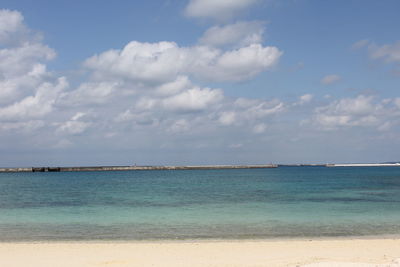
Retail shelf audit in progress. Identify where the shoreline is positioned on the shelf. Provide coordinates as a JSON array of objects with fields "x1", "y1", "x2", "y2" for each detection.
[
  {"x1": 0, "y1": 164, "x2": 278, "y2": 173},
  {"x1": 2, "y1": 233, "x2": 400, "y2": 243},
  {"x1": 2, "y1": 163, "x2": 400, "y2": 173},
  {"x1": 1, "y1": 237, "x2": 400, "y2": 267}
]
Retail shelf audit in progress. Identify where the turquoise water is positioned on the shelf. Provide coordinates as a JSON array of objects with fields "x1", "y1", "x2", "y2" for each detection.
[{"x1": 1, "y1": 167, "x2": 400, "y2": 241}]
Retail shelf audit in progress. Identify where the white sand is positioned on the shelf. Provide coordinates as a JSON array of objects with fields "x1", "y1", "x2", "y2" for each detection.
[{"x1": 1, "y1": 238, "x2": 400, "y2": 267}]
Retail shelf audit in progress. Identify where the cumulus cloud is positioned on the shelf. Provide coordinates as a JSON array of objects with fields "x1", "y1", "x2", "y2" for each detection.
[
  {"x1": 199, "y1": 21, "x2": 265, "y2": 47},
  {"x1": 129, "y1": 86, "x2": 224, "y2": 114},
  {"x1": 298, "y1": 94, "x2": 313, "y2": 105},
  {"x1": 354, "y1": 40, "x2": 400, "y2": 76},
  {"x1": 84, "y1": 41, "x2": 185, "y2": 84},
  {"x1": 0, "y1": 9, "x2": 29, "y2": 45},
  {"x1": 0, "y1": 77, "x2": 67, "y2": 121},
  {"x1": 0, "y1": 43, "x2": 55, "y2": 78},
  {"x1": 0, "y1": 9, "x2": 58, "y2": 113},
  {"x1": 115, "y1": 110, "x2": 158, "y2": 126},
  {"x1": 321, "y1": 74, "x2": 341, "y2": 85},
  {"x1": 0, "y1": 120, "x2": 45, "y2": 133},
  {"x1": 0, "y1": 9, "x2": 71, "y2": 147},
  {"x1": 368, "y1": 41, "x2": 400, "y2": 63},
  {"x1": 6, "y1": 7, "x2": 381, "y2": 166},
  {"x1": 111, "y1": 87, "x2": 284, "y2": 139},
  {"x1": 154, "y1": 76, "x2": 191, "y2": 96},
  {"x1": 394, "y1": 98, "x2": 400, "y2": 108},
  {"x1": 74, "y1": 28, "x2": 282, "y2": 141},
  {"x1": 85, "y1": 41, "x2": 282, "y2": 83},
  {"x1": 59, "y1": 81, "x2": 121, "y2": 106},
  {"x1": 206, "y1": 44, "x2": 282, "y2": 81},
  {"x1": 11, "y1": 8, "x2": 397, "y2": 164},
  {"x1": 162, "y1": 87, "x2": 224, "y2": 112},
  {"x1": 56, "y1": 112, "x2": 92, "y2": 135},
  {"x1": 311, "y1": 95, "x2": 400, "y2": 130},
  {"x1": 185, "y1": 0, "x2": 259, "y2": 20},
  {"x1": 219, "y1": 111, "x2": 236, "y2": 126},
  {"x1": 0, "y1": 43, "x2": 56, "y2": 104},
  {"x1": 5, "y1": 8, "x2": 400, "y2": 166},
  {"x1": 234, "y1": 98, "x2": 284, "y2": 119},
  {"x1": 216, "y1": 98, "x2": 284, "y2": 128}
]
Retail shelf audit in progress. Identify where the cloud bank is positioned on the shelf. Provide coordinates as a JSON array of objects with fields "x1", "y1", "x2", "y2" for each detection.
[{"x1": 1, "y1": 7, "x2": 399, "y2": 166}]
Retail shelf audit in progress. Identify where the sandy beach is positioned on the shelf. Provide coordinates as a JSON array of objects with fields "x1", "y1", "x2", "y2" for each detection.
[{"x1": 1, "y1": 238, "x2": 400, "y2": 267}]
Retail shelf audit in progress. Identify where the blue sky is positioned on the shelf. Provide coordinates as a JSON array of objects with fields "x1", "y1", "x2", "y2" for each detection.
[{"x1": 0, "y1": 0, "x2": 399, "y2": 166}]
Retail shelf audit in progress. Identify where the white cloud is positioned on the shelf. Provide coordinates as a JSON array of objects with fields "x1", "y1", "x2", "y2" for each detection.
[
  {"x1": 0, "y1": 9, "x2": 56, "y2": 108},
  {"x1": 185, "y1": 0, "x2": 259, "y2": 20},
  {"x1": 56, "y1": 112, "x2": 91, "y2": 135},
  {"x1": 84, "y1": 41, "x2": 185, "y2": 84},
  {"x1": 355, "y1": 40, "x2": 400, "y2": 75},
  {"x1": 235, "y1": 98, "x2": 284, "y2": 120},
  {"x1": 0, "y1": 43, "x2": 55, "y2": 78},
  {"x1": 0, "y1": 8, "x2": 287, "y2": 162},
  {"x1": 154, "y1": 76, "x2": 191, "y2": 96},
  {"x1": 59, "y1": 81, "x2": 121, "y2": 106},
  {"x1": 0, "y1": 120, "x2": 45, "y2": 133},
  {"x1": 311, "y1": 95, "x2": 394, "y2": 130},
  {"x1": 369, "y1": 41, "x2": 400, "y2": 63},
  {"x1": 0, "y1": 9, "x2": 28, "y2": 45},
  {"x1": 321, "y1": 74, "x2": 341, "y2": 85},
  {"x1": 219, "y1": 111, "x2": 236, "y2": 125},
  {"x1": 115, "y1": 110, "x2": 158, "y2": 126},
  {"x1": 109, "y1": 83, "x2": 285, "y2": 139},
  {"x1": 162, "y1": 87, "x2": 224, "y2": 112},
  {"x1": 329, "y1": 95, "x2": 379, "y2": 115},
  {"x1": 2, "y1": 9, "x2": 400, "y2": 165},
  {"x1": 85, "y1": 41, "x2": 282, "y2": 83},
  {"x1": 0, "y1": 44, "x2": 56, "y2": 104},
  {"x1": 131, "y1": 86, "x2": 224, "y2": 113},
  {"x1": 199, "y1": 21, "x2": 264, "y2": 47},
  {"x1": 204, "y1": 44, "x2": 281, "y2": 81},
  {"x1": 0, "y1": 77, "x2": 67, "y2": 121},
  {"x1": 298, "y1": 94, "x2": 313, "y2": 105},
  {"x1": 215, "y1": 98, "x2": 284, "y2": 129},
  {"x1": 135, "y1": 97, "x2": 158, "y2": 111},
  {"x1": 394, "y1": 98, "x2": 400, "y2": 108}
]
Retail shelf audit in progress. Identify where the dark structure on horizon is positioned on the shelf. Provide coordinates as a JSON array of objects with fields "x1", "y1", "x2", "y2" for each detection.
[{"x1": 0, "y1": 164, "x2": 278, "y2": 173}]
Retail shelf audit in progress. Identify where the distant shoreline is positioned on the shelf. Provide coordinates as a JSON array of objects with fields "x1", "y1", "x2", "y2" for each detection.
[
  {"x1": 1, "y1": 163, "x2": 400, "y2": 172},
  {"x1": 327, "y1": 163, "x2": 400, "y2": 167},
  {"x1": 0, "y1": 164, "x2": 278, "y2": 173}
]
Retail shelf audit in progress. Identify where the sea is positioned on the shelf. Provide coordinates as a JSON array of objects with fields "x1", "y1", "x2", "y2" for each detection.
[{"x1": 1, "y1": 166, "x2": 400, "y2": 241}]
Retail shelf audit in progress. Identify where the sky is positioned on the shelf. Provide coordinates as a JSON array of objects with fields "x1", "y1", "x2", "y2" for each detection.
[{"x1": 0, "y1": 0, "x2": 399, "y2": 167}]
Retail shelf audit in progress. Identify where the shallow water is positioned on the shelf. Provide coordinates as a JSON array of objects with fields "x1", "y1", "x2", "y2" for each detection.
[{"x1": 1, "y1": 166, "x2": 400, "y2": 241}]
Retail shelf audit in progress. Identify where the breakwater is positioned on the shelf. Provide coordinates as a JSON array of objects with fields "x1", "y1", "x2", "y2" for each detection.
[
  {"x1": 327, "y1": 163, "x2": 400, "y2": 167},
  {"x1": 0, "y1": 164, "x2": 277, "y2": 173}
]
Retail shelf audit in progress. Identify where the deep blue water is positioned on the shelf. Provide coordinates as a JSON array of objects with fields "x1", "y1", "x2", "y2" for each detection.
[{"x1": 1, "y1": 167, "x2": 400, "y2": 241}]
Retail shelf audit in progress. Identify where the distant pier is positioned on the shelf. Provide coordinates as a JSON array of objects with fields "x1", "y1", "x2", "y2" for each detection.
[
  {"x1": 2, "y1": 163, "x2": 398, "y2": 173},
  {"x1": 0, "y1": 164, "x2": 277, "y2": 173},
  {"x1": 326, "y1": 163, "x2": 400, "y2": 167}
]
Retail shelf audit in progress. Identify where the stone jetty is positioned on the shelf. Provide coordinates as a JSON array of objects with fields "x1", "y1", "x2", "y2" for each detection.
[{"x1": 0, "y1": 164, "x2": 278, "y2": 173}]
